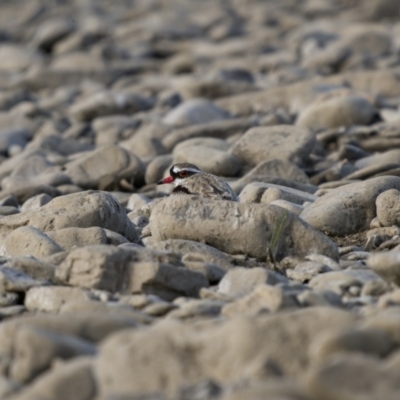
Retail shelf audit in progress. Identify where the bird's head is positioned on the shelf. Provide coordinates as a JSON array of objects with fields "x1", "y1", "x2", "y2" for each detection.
[{"x1": 157, "y1": 163, "x2": 201, "y2": 186}]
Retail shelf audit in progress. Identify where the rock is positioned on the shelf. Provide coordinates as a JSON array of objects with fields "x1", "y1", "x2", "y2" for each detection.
[
  {"x1": 240, "y1": 159, "x2": 310, "y2": 185},
  {"x1": 296, "y1": 95, "x2": 377, "y2": 130},
  {"x1": 64, "y1": 145, "x2": 144, "y2": 189},
  {"x1": 8, "y1": 357, "x2": 96, "y2": 400},
  {"x1": 173, "y1": 137, "x2": 231, "y2": 154},
  {"x1": 3, "y1": 226, "x2": 64, "y2": 259},
  {"x1": 126, "y1": 194, "x2": 151, "y2": 212},
  {"x1": 300, "y1": 176, "x2": 400, "y2": 236},
  {"x1": 376, "y1": 189, "x2": 400, "y2": 227},
  {"x1": 167, "y1": 299, "x2": 223, "y2": 319},
  {"x1": 286, "y1": 261, "x2": 332, "y2": 283},
  {"x1": 222, "y1": 284, "x2": 299, "y2": 317},
  {"x1": 270, "y1": 199, "x2": 304, "y2": 216},
  {"x1": 309, "y1": 327, "x2": 394, "y2": 363},
  {"x1": 145, "y1": 155, "x2": 174, "y2": 185},
  {"x1": 148, "y1": 239, "x2": 233, "y2": 271},
  {"x1": 218, "y1": 267, "x2": 287, "y2": 298},
  {"x1": 21, "y1": 193, "x2": 52, "y2": 212},
  {"x1": 0, "y1": 266, "x2": 46, "y2": 293},
  {"x1": 46, "y1": 227, "x2": 110, "y2": 251},
  {"x1": 93, "y1": 115, "x2": 139, "y2": 146},
  {"x1": 0, "y1": 45, "x2": 40, "y2": 72},
  {"x1": 33, "y1": 18, "x2": 75, "y2": 51},
  {"x1": 25, "y1": 286, "x2": 95, "y2": 313},
  {"x1": 368, "y1": 250, "x2": 400, "y2": 286},
  {"x1": 306, "y1": 354, "x2": 400, "y2": 400},
  {"x1": 0, "y1": 191, "x2": 140, "y2": 243},
  {"x1": 173, "y1": 145, "x2": 241, "y2": 176},
  {"x1": 150, "y1": 196, "x2": 338, "y2": 261},
  {"x1": 9, "y1": 326, "x2": 96, "y2": 384},
  {"x1": 230, "y1": 125, "x2": 316, "y2": 168},
  {"x1": 0, "y1": 128, "x2": 31, "y2": 156},
  {"x1": 163, "y1": 99, "x2": 229, "y2": 126},
  {"x1": 55, "y1": 245, "x2": 133, "y2": 293},
  {"x1": 309, "y1": 270, "x2": 385, "y2": 296},
  {"x1": 96, "y1": 307, "x2": 354, "y2": 398},
  {"x1": 162, "y1": 117, "x2": 257, "y2": 151},
  {"x1": 239, "y1": 182, "x2": 316, "y2": 205},
  {"x1": 120, "y1": 135, "x2": 166, "y2": 160},
  {"x1": 69, "y1": 91, "x2": 153, "y2": 122},
  {"x1": 129, "y1": 261, "x2": 209, "y2": 301}
]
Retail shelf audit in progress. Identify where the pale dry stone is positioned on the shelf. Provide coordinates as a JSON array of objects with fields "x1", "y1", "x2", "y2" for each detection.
[
  {"x1": 150, "y1": 196, "x2": 338, "y2": 261},
  {"x1": 96, "y1": 307, "x2": 354, "y2": 399},
  {"x1": 217, "y1": 267, "x2": 287, "y2": 298},
  {"x1": 162, "y1": 116, "x2": 257, "y2": 151},
  {"x1": 296, "y1": 95, "x2": 377, "y2": 131},
  {"x1": 368, "y1": 250, "x2": 400, "y2": 286},
  {"x1": 309, "y1": 327, "x2": 394, "y2": 363},
  {"x1": 3, "y1": 227, "x2": 64, "y2": 259},
  {"x1": 56, "y1": 245, "x2": 208, "y2": 300},
  {"x1": 239, "y1": 182, "x2": 316, "y2": 205},
  {"x1": 163, "y1": 99, "x2": 229, "y2": 127},
  {"x1": 10, "y1": 326, "x2": 96, "y2": 384},
  {"x1": 148, "y1": 239, "x2": 233, "y2": 271},
  {"x1": 129, "y1": 261, "x2": 209, "y2": 301},
  {"x1": 55, "y1": 245, "x2": 132, "y2": 293},
  {"x1": 376, "y1": 189, "x2": 400, "y2": 227},
  {"x1": 64, "y1": 145, "x2": 144, "y2": 189},
  {"x1": 229, "y1": 125, "x2": 316, "y2": 167},
  {"x1": 305, "y1": 354, "x2": 400, "y2": 400},
  {"x1": 173, "y1": 145, "x2": 241, "y2": 177},
  {"x1": 0, "y1": 266, "x2": 46, "y2": 293},
  {"x1": 239, "y1": 159, "x2": 310, "y2": 185},
  {"x1": 222, "y1": 284, "x2": 298, "y2": 317},
  {"x1": 21, "y1": 193, "x2": 52, "y2": 212},
  {"x1": 46, "y1": 227, "x2": 109, "y2": 251},
  {"x1": 0, "y1": 191, "x2": 139, "y2": 243},
  {"x1": 69, "y1": 91, "x2": 153, "y2": 122},
  {"x1": 7, "y1": 357, "x2": 96, "y2": 400},
  {"x1": 300, "y1": 176, "x2": 400, "y2": 236},
  {"x1": 25, "y1": 286, "x2": 95, "y2": 313}
]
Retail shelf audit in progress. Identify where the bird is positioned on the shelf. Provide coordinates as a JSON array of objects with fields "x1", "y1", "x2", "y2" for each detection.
[{"x1": 157, "y1": 163, "x2": 238, "y2": 201}]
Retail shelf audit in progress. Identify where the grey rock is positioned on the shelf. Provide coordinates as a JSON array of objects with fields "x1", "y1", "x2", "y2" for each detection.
[
  {"x1": 0, "y1": 191, "x2": 140, "y2": 243},
  {"x1": 33, "y1": 18, "x2": 75, "y2": 51},
  {"x1": 65, "y1": 145, "x2": 144, "y2": 189},
  {"x1": 9, "y1": 326, "x2": 95, "y2": 384},
  {"x1": 145, "y1": 155, "x2": 173, "y2": 185},
  {"x1": 3, "y1": 226, "x2": 64, "y2": 259},
  {"x1": 296, "y1": 95, "x2": 377, "y2": 130},
  {"x1": 55, "y1": 245, "x2": 133, "y2": 293},
  {"x1": 163, "y1": 99, "x2": 229, "y2": 127},
  {"x1": 25, "y1": 286, "x2": 95, "y2": 313},
  {"x1": 0, "y1": 266, "x2": 45, "y2": 293},
  {"x1": 217, "y1": 267, "x2": 287, "y2": 298},
  {"x1": 376, "y1": 189, "x2": 400, "y2": 227},
  {"x1": 8, "y1": 357, "x2": 96, "y2": 400},
  {"x1": 368, "y1": 250, "x2": 400, "y2": 286},
  {"x1": 239, "y1": 182, "x2": 316, "y2": 205},
  {"x1": 70, "y1": 91, "x2": 153, "y2": 122},
  {"x1": 173, "y1": 145, "x2": 241, "y2": 177},
  {"x1": 300, "y1": 176, "x2": 400, "y2": 236},
  {"x1": 222, "y1": 284, "x2": 299, "y2": 317},
  {"x1": 230, "y1": 125, "x2": 316, "y2": 167},
  {"x1": 148, "y1": 239, "x2": 233, "y2": 271},
  {"x1": 46, "y1": 227, "x2": 109, "y2": 251},
  {"x1": 21, "y1": 193, "x2": 52, "y2": 212},
  {"x1": 150, "y1": 196, "x2": 338, "y2": 261},
  {"x1": 162, "y1": 117, "x2": 258, "y2": 151}
]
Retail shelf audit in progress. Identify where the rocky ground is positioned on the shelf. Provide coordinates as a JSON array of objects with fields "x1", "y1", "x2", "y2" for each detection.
[{"x1": 0, "y1": 0, "x2": 400, "y2": 399}]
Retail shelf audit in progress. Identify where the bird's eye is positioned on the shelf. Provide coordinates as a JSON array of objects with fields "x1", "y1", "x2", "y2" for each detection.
[{"x1": 179, "y1": 171, "x2": 189, "y2": 177}]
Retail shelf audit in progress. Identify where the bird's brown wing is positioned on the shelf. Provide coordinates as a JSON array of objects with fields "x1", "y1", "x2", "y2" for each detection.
[{"x1": 183, "y1": 173, "x2": 238, "y2": 201}]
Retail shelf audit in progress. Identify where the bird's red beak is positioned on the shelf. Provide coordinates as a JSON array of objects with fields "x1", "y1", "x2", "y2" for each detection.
[{"x1": 157, "y1": 176, "x2": 174, "y2": 185}]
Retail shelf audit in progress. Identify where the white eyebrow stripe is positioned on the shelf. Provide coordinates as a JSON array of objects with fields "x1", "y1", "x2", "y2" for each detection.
[{"x1": 174, "y1": 168, "x2": 200, "y2": 174}]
